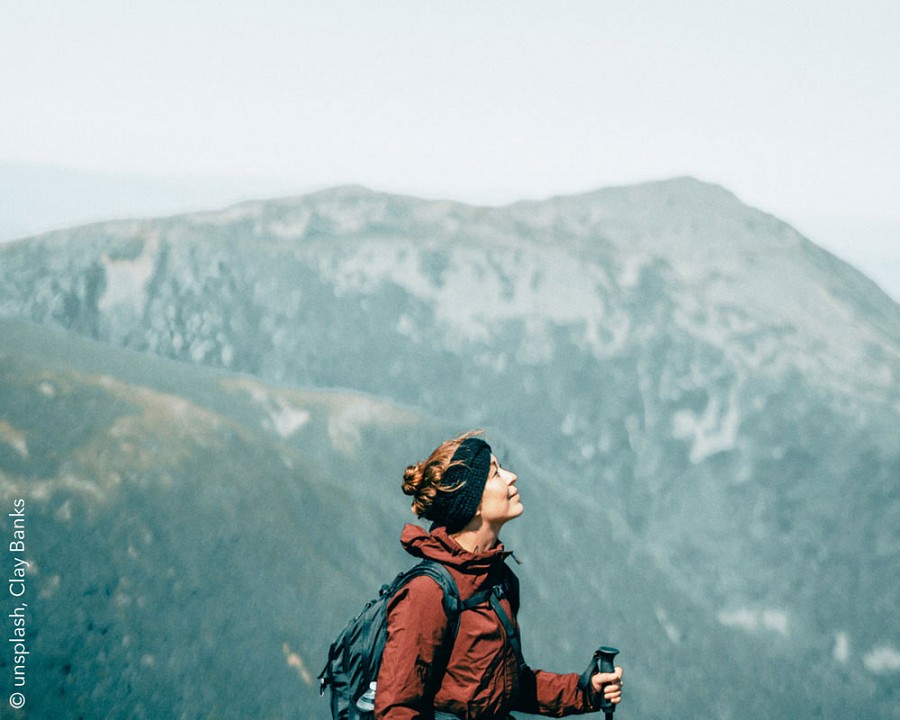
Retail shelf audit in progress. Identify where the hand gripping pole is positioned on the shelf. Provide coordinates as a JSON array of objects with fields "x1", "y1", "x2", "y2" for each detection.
[{"x1": 594, "y1": 646, "x2": 619, "y2": 720}]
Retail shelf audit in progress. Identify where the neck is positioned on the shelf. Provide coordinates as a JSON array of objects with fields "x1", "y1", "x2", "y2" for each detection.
[{"x1": 451, "y1": 522, "x2": 501, "y2": 554}]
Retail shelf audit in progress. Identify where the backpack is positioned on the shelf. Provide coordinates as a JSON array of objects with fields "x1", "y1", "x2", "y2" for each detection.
[{"x1": 318, "y1": 558, "x2": 523, "y2": 720}]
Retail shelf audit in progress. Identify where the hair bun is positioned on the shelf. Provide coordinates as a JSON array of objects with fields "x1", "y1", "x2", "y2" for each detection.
[
  {"x1": 402, "y1": 462, "x2": 425, "y2": 497},
  {"x1": 402, "y1": 430, "x2": 485, "y2": 520},
  {"x1": 403, "y1": 460, "x2": 440, "y2": 517}
]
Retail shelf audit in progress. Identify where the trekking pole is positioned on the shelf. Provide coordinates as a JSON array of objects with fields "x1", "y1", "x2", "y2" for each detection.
[{"x1": 594, "y1": 645, "x2": 619, "y2": 720}]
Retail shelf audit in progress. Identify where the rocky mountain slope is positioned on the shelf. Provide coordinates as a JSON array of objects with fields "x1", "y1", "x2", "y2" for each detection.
[
  {"x1": 1, "y1": 178, "x2": 898, "y2": 717},
  {"x1": 0, "y1": 317, "x2": 887, "y2": 719},
  {"x1": 0, "y1": 318, "x2": 441, "y2": 717}
]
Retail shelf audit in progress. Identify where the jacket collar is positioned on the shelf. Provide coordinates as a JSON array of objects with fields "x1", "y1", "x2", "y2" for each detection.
[{"x1": 400, "y1": 523, "x2": 512, "y2": 574}]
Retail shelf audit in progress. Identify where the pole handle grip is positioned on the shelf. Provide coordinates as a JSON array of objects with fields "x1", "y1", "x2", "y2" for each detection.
[{"x1": 594, "y1": 646, "x2": 619, "y2": 719}]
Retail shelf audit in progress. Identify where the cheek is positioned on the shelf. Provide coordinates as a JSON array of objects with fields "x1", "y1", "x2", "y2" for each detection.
[{"x1": 485, "y1": 477, "x2": 509, "y2": 503}]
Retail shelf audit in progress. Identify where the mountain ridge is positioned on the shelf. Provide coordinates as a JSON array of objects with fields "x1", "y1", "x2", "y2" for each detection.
[
  {"x1": 1, "y1": 179, "x2": 898, "y2": 717},
  {"x1": 1, "y1": 317, "x2": 889, "y2": 718}
]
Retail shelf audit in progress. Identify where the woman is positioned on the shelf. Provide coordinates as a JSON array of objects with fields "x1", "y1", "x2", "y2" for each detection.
[{"x1": 375, "y1": 431, "x2": 624, "y2": 720}]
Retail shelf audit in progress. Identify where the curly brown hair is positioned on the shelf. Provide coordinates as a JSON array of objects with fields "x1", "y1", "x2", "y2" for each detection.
[{"x1": 402, "y1": 429, "x2": 484, "y2": 518}]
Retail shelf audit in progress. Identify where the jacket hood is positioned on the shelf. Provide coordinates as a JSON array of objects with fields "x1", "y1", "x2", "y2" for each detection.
[{"x1": 400, "y1": 523, "x2": 511, "y2": 574}]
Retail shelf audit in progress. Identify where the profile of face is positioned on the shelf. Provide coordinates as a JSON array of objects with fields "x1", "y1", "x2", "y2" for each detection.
[{"x1": 476, "y1": 455, "x2": 523, "y2": 529}]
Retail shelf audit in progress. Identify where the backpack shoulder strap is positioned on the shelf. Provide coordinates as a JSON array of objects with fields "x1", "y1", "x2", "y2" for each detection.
[
  {"x1": 393, "y1": 559, "x2": 467, "y2": 660},
  {"x1": 398, "y1": 559, "x2": 526, "y2": 672},
  {"x1": 499, "y1": 561, "x2": 520, "y2": 616},
  {"x1": 401, "y1": 559, "x2": 463, "y2": 617},
  {"x1": 391, "y1": 559, "x2": 464, "y2": 702},
  {"x1": 433, "y1": 560, "x2": 527, "y2": 673},
  {"x1": 488, "y1": 588, "x2": 526, "y2": 671}
]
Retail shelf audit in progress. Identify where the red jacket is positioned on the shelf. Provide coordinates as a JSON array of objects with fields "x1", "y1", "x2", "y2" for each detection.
[{"x1": 375, "y1": 524, "x2": 595, "y2": 720}]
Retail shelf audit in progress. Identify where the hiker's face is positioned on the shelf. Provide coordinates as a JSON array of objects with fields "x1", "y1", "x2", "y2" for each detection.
[{"x1": 477, "y1": 455, "x2": 523, "y2": 528}]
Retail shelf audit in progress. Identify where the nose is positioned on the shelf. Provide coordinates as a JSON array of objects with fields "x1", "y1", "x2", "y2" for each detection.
[{"x1": 502, "y1": 468, "x2": 517, "y2": 485}]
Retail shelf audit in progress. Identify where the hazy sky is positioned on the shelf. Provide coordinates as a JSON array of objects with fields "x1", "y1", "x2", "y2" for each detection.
[{"x1": 3, "y1": 1, "x2": 899, "y2": 297}]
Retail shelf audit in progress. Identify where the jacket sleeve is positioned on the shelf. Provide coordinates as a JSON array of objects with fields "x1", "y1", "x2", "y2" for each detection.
[
  {"x1": 374, "y1": 575, "x2": 449, "y2": 720},
  {"x1": 513, "y1": 666, "x2": 598, "y2": 717}
]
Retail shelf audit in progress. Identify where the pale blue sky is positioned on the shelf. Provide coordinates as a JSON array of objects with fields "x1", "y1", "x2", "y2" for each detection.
[{"x1": 2, "y1": 1, "x2": 899, "y2": 297}]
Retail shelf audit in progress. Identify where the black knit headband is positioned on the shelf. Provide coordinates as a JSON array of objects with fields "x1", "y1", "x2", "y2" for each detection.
[{"x1": 426, "y1": 437, "x2": 492, "y2": 533}]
